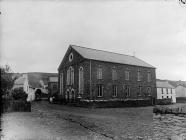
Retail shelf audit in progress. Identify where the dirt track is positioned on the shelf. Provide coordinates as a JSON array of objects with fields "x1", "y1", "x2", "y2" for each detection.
[{"x1": 1, "y1": 101, "x2": 153, "y2": 140}]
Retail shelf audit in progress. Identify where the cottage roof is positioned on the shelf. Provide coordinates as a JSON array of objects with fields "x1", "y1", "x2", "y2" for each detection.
[
  {"x1": 71, "y1": 45, "x2": 155, "y2": 68},
  {"x1": 49, "y1": 77, "x2": 58, "y2": 82},
  {"x1": 156, "y1": 81, "x2": 175, "y2": 88}
]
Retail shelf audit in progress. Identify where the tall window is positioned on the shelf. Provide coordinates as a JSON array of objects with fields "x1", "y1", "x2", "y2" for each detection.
[
  {"x1": 147, "y1": 87, "x2": 151, "y2": 96},
  {"x1": 137, "y1": 69, "x2": 141, "y2": 81},
  {"x1": 97, "y1": 66, "x2": 103, "y2": 79},
  {"x1": 112, "y1": 67, "x2": 117, "y2": 80},
  {"x1": 124, "y1": 85, "x2": 130, "y2": 97},
  {"x1": 79, "y1": 67, "x2": 84, "y2": 94},
  {"x1": 125, "y1": 69, "x2": 130, "y2": 80},
  {"x1": 112, "y1": 85, "x2": 117, "y2": 97},
  {"x1": 147, "y1": 72, "x2": 151, "y2": 82},
  {"x1": 171, "y1": 88, "x2": 172, "y2": 94},
  {"x1": 60, "y1": 73, "x2": 63, "y2": 94},
  {"x1": 97, "y1": 85, "x2": 103, "y2": 97},
  {"x1": 66, "y1": 69, "x2": 70, "y2": 85},
  {"x1": 161, "y1": 88, "x2": 164, "y2": 94},
  {"x1": 66, "y1": 66, "x2": 74, "y2": 85}
]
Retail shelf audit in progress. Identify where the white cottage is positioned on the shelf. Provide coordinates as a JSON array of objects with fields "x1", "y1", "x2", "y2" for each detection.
[{"x1": 156, "y1": 81, "x2": 176, "y2": 103}]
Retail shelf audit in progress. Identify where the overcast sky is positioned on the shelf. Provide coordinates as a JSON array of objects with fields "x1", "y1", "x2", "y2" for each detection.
[{"x1": 0, "y1": 0, "x2": 186, "y2": 81}]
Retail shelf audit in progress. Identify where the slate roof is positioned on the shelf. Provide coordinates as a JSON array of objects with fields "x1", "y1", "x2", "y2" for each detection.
[
  {"x1": 156, "y1": 81, "x2": 175, "y2": 88},
  {"x1": 71, "y1": 45, "x2": 155, "y2": 68}
]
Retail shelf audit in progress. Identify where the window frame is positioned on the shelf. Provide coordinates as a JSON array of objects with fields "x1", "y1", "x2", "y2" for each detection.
[
  {"x1": 112, "y1": 85, "x2": 117, "y2": 97},
  {"x1": 97, "y1": 84, "x2": 103, "y2": 97}
]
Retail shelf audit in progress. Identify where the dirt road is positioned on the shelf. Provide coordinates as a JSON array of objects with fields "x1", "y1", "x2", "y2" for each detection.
[{"x1": 1, "y1": 101, "x2": 153, "y2": 140}]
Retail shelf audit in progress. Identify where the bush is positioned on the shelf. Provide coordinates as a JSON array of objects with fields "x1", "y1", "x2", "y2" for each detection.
[
  {"x1": 156, "y1": 98, "x2": 172, "y2": 105},
  {"x1": 12, "y1": 88, "x2": 28, "y2": 101},
  {"x1": 73, "y1": 99, "x2": 153, "y2": 108}
]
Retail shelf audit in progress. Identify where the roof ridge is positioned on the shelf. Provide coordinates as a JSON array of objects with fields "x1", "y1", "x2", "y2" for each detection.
[{"x1": 70, "y1": 44, "x2": 135, "y2": 58}]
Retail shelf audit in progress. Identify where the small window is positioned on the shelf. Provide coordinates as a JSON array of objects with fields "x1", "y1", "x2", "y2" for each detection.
[
  {"x1": 167, "y1": 96, "x2": 169, "y2": 98},
  {"x1": 97, "y1": 85, "x2": 103, "y2": 97},
  {"x1": 125, "y1": 69, "x2": 130, "y2": 80},
  {"x1": 112, "y1": 85, "x2": 117, "y2": 97},
  {"x1": 69, "y1": 53, "x2": 73, "y2": 62},
  {"x1": 162, "y1": 96, "x2": 163, "y2": 99},
  {"x1": 97, "y1": 66, "x2": 103, "y2": 79},
  {"x1": 112, "y1": 67, "x2": 117, "y2": 80}
]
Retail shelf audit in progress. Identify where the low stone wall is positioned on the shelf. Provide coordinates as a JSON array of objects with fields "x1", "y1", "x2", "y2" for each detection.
[
  {"x1": 153, "y1": 105, "x2": 186, "y2": 115},
  {"x1": 1, "y1": 99, "x2": 31, "y2": 113},
  {"x1": 71, "y1": 99, "x2": 153, "y2": 108}
]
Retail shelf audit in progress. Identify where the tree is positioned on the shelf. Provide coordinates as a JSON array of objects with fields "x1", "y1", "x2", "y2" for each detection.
[{"x1": 1, "y1": 65, "x2": 15, "y2": 95}]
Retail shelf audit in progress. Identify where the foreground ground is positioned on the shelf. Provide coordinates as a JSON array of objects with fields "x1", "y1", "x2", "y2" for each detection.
[
  {"x1": 1, "y1": 101, "x2": 153, "y2": 140},
  {"x1": 153, "y1": 103, "x2": 186, "y2": 140}
]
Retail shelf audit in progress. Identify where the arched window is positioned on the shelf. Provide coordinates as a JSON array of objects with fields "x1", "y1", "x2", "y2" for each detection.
[
  {"x1": 97, "y1": 65, "x2": 102, "y2": 79},
  {"x1": 66, "y1": 69, "x2": 70, "y2": 85},
  {"x1": 79, "y1": 67, "x2": 84, "y2": 94},
  {"x1": 112, "y1": 67, "x2": 117, "y2": 80},
  {"x1": 70, "y1": 67, "x2": 74, "y2": 85},
  {"x1": 67, "y1": 66, "x2": 74, "y2": 85},
  {"x1": 147, "y1": 87, "x2": 151, "y2": 96}
]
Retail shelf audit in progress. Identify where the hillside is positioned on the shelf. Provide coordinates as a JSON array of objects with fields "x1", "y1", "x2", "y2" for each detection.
[{"x1": 27, "y1": 72, "x2": 58, "y2": 88}]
